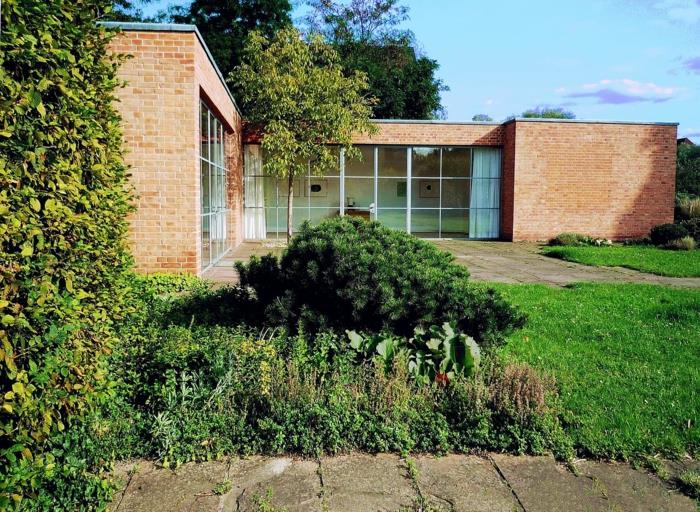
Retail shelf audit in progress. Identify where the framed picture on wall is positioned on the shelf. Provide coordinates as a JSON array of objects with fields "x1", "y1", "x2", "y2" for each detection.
[
  {"x1": 306, "y1": 178, "x2": 328, "y2": 198},
  {"x1": 419, "y1": 180, "x2": 440, "y2": 198}
]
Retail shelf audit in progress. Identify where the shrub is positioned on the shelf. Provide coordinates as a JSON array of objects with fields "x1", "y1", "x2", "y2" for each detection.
[
  {"x1": 548, "y1": 233, "x2": 611, "y2": 247},
  {"x1": 676, "y1": 195, "x2": 700, "y2": 221},
  {"x1": 548, "y1": 233, "x2": 591, "y2": 246},
  {"x1": 681, "y1": 218, "x2": 700, "y2": 243},
  {"x1": 649, "y1": 223, "x2": 689, "y2": 246},
  {"x1": 665, "y1": 236, "x2": 696, "y2": 251},
  {"x1": 235, "y1": 217, "x2": 525, "y2": 344},
  {"x1": 0, "y1": 1, "x2": 131, "y2": 508}
]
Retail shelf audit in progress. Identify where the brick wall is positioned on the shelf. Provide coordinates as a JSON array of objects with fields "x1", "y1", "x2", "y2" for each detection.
[
  {"x1": 110, "y1": 28, "x2": 242, "y2": 274},
  {"x1": 352, "y1": 122, "x2": 504, "y2": 146},
  {"x1": 507, "y1": 120, "x2": 677, "y2": 241}
]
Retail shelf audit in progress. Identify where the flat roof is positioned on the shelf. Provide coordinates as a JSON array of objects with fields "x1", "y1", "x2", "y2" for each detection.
[
  {"x1": 373, "y1": 118, "x2": 679, "y2": 127},
  {"x1": 101, "y1": 22, "x2": 242, "y2": 117}
]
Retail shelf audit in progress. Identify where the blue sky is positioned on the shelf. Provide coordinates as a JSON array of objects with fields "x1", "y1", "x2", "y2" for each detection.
[{"x1": 145, "y1": 0, "x2": 700, "y2": 138}]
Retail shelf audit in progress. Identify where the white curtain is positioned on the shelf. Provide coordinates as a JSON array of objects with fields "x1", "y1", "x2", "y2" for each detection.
[
  {"x1": 244, "y1": 145, "x2": 267, "y2": 239},
  {"x1": 469, "y1": 148, "x2": 501, "y2": 239}
]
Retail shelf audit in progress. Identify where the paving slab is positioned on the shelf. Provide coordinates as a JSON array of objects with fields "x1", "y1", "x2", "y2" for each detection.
[
  {"x1": 414, "y1": 455, "x2": 519, "y2": 512},
  {"x1": 491, "y1": 454, "x2": 609, "y2": 512},
  {"x1": 112, "y1": 460, "x2": 229, "y2": 512},
  {"x1": 575, "y1": 460, "x2": 696, "y2": 512},
  {"x1": 321, "y1": 454, "x2": 417, "y2": 512},
  {"x1": 223, "y1": 457, "x2": 322, "y2": 512}
]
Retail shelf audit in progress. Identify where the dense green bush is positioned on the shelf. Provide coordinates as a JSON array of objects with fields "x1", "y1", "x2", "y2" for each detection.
[
  {"x1": 235, "y1": 217, "x2": 524, "y2": 344},
  {"x1": 649, "y1": 223, "x2": 689, "y2": 246},
  {"x1": 0, "y1": 0, "x2": 132, "y2": 508}
]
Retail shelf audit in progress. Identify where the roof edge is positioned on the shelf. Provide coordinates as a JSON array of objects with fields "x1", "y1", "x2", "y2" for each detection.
[
  {"x1": 101, "y1": 22, "x2": 242, "y2": 118},
  {"x1": 373, "y1": 118, "x2": 679, "y2": 127}
]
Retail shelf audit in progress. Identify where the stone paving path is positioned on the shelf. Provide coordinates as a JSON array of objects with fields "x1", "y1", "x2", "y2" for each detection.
[
  {"x1": 203, "y1": 240, "x2": 700, "y2": 288},
  {"x1": 109, "y1": 454, "x2": 696, "y2": 512}
]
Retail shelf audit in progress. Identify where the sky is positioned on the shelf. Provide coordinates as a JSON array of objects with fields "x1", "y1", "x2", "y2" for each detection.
[{"x1": 145, "y1": 0, "x2": 700, "y2": 138}]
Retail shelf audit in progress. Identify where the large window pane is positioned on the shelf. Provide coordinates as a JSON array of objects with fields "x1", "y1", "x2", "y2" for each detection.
[
  {"x1": 200, "y1": 103, "x2": 209, "y2": 161},
  {"x1": 442, "y1": 148, "x2": 471, "y2": 178},
  {"x1": 345, "y1": 146, "x2": 374, "y2": 176},
  {"x1": 345, "y1": 178, "x2": 374, "y2": 209},
  {"x1": 201, "y1": 215, "x2": 211, "y2": 266},
  {"x1": 441, "y1": 179, "x2": 470, "y2": 208},
  {"x1": 376, "y1": 209, "x2": 407, "y2": 230},
  {"x1": 378, "y1": 147, "x2": 407, "y2": 177},
  {"x1": 309, "y1": 208, "x2": 340, "y2": 226},
  {"x1": 441, "y1": 209, "x2": 469, "y2": 237},
  {"x1": 411, "y1": 178, "x2": 440, "y2": 208},
  {"x1": 306, "y1": 177, "x2": 340, "y2": 209},
  {"x1": 411, "y1": 209, "x2": 439, "y2": 238},
  {"x1": 201, "y1": 161, "x2": 210, "y2": 214},
  {"x1": 412, "y1": 147, "x2": 440, "y2": 177},
  {"x1": 377, "y1": 178, "x2": 407, "y2": 208}
]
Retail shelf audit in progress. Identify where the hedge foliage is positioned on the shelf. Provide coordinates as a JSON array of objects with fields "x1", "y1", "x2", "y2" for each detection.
[{"x1": 0, "y1": 0, "x2": 132, "y2": 507}]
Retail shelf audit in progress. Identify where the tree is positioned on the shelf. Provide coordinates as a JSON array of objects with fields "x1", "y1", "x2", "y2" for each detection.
[
  {"x1": 106, "y1": 0, "x2": 155, "y2": 21},
  {"x1": 472, "y1": 114, "x2": 493, "y2": 122},
  {"x1": 304, "y1": 0, "x2": 446, "y2": 119},
  {"x1": 1, "y1": 0, "x2": 132, "y2": 506},
  {"x1": 169, "y1": 0, "x2": 292, "y2": 79},
  {"x1": 521, "y1": 107, "x2": 576, "y2": 119},
  {"x1": 233, "y1": 27, "x2": 377, "y2": 239},
  {"x1": 677, "y1": 143, "x2": 700, "y2": 197}
]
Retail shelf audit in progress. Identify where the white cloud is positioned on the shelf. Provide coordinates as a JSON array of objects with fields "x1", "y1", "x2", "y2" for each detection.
[
  {"x1": 573, "y1": 78, "x2": 676, "y2": 98},
  {"x1": 653, "y1": 0, "x2": 700, "y2": 24}
]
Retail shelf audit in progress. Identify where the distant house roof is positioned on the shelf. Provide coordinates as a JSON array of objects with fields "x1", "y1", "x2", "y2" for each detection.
[{"x1": 678, "y1": 137, "x2": 695, "y2": 146}]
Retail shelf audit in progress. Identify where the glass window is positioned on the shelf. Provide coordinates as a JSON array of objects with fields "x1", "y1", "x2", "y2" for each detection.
[
  {"x1": 441, "y1": 209, "x2": 469, "y2": 237},
  {"x1": 442, "y1": 148, "x2": 472, "y2": 178},
  {"x1": 200, "y1": 103, "x2": 209, "y2": 161},
  {"x1": 411, "y1": 209, "x2": 439, "y2": 238},
  {"x1": 345, "y1": 178, "x2": 374, "y2": 209},
  {"x1": 377, "y1": 178, "x2": 407, "y2": 208},
  {"x1": 442, "y1": 179, "x2": 470, "y2": 209},
  {"x1": 412, "y1": 178, "x2": 440, "y2": 208},
  {"x1": 345, "y1": 146, "x2": 374, "y2": 176},
  {"x1": 378, "y1": 147, "x2": 407, "y2": 177},
  {"x1": 412, "y1": 147, "x2": 440, "y2": 177},
  {"x1": 199, "y1": 102, "x2": 230, "y2": 268}
]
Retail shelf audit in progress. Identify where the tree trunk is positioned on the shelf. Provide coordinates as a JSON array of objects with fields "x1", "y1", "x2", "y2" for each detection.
[{"x1": 286, "y1": 174, "x2": 294, "y2": 242}]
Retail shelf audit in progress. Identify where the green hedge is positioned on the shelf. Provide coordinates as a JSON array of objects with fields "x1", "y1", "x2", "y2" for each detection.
[{"x1": 0, "y1": 0, "x2": 132, "y2": 508}]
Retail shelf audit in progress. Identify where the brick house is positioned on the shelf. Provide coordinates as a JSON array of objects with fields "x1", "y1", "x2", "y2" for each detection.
[{"x1": 107, "y1": 23, "x2": 678, "y2": 275}]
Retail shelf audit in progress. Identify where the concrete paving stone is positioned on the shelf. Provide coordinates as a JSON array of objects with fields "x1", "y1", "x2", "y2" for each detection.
[
  {"x1": 491, "y1": 454, "x2": 609, "y2": 512},
  {"x1": 113, "y1": 459, "x2": 229, "y2": 512},
  {"x1": 205, "y1": 240, "x2": 700, "y2": 288},
  {"x1": 414, "y1": 455, "x2": 519, "y2": 512},
  {"x1": 576, "y1": 460, "x2": 696, "y2": 512},
  {"x1": 223, "y1": 457, "x2": 322, "y2": 512},
  {"x1": 321, "y1": 454, "x2": 417, "y2": 512}
]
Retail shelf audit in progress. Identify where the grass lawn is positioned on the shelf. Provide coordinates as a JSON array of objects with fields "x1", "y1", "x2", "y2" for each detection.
[
  {"x1": 494, "y1": 282, "x2": 700, "y2": 459},
  {"x1": 541, "y1": 245, "x2": 700, "y2": 278}
]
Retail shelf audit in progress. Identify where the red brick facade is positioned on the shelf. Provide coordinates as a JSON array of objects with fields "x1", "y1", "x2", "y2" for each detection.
[
  {"x1": 109, "y1": 26, "x2": 243, "y2": 275},
  {"x1": 110, "y1": 24, "x2": 677, "y2": 275},
  {"x1": 359, "y1": 120, "x2": 677, "y2": 241}
]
